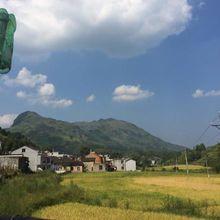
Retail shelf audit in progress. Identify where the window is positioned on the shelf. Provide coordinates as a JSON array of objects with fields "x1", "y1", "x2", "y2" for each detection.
[
  {"x1": 22, "y1": 148, "x2": 26, "y2": 153},
  {"x1": 77, "y1": 166, "x2": 80, "y2": 171},
  {"x1": 99, "y1": 165, "x2": 103, "y2": 170}
]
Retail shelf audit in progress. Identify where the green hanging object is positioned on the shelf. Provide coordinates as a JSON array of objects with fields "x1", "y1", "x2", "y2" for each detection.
[{"x1": 0, "y1": 8, "x2": 16, "y2": 74}]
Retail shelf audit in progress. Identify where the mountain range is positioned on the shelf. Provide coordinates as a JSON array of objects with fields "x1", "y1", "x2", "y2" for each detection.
[{"x1": 9, "y1": 111, "x2": 184, "y2": 155}]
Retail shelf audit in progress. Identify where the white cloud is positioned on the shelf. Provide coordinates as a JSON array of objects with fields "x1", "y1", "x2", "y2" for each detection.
[
  {"x1": 7, "y1": 67, "x2": 73, "y2": 108},
  {"x1": 192, "y1": 89, "x2": 204, "y2": 98},
  {"x1": 0, "y1": 0, "x2": 192, "y2": 59},
  {"x1": 86, "y1": 94, "x2": 96, "y2": 102},
  {"x1": 41, "y1": 99, "x2": 73, "y2": 108},
  {"x1": 4, "y1": 67, "x2": 47, "y2": 88},
  {"x1": 113, "y1": 85, "x2": 154, "y2": 102},
  {"x1": 205, "y1": 90, "x2": 220, "y2": 97},
  {"x1": 0, "y1": 114, "x2": 18, "y2": 128},
  {"x1": 192, "y1": 89, "x2": 220, "y2": 98},
  {"x1": 16, "y1": 90, "x2": 28, "y2": 98},
  {"x1": 38, "y1": 83, "x2": 55, "y2": 97}
]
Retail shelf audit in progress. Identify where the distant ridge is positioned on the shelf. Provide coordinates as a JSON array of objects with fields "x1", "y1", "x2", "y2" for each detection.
[{"x1": 9, "y1": 111, "x2": 184, "y2": 154}]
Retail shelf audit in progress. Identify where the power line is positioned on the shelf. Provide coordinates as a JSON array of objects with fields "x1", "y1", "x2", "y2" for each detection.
[
  {"x1": 192, "y1": 125, "x2": 210, "y2": 147},
  {"x1": 192, "y1": 113, "x2": 220, "y2": 147}
]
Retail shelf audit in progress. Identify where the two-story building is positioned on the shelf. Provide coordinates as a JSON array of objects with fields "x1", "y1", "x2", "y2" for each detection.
[
  {"x1": 112, "y1": 158, "x2": 136, "y2": 171},
  {"x1": 83, "y1": 151, "x2": 106, "y2": 172},
  {"x1": 11, "y1": 146, "x2": 51, "y2": 172}
]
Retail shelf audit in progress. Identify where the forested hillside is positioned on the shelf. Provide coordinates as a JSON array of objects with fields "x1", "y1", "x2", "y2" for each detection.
[
  {"x1": 0, "y1": 127, "x2": 36, "y2": 153},
  {"x1": 9, "y1": 111, "x2": 184, "y2": 161}
]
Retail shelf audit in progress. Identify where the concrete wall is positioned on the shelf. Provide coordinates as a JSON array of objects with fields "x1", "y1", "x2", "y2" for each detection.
[
  {"x1": 124, "y1": 159, "x2": 136, "y2": 171},
  {"x1": 83, "y1": 162, "x2": 105, "y2": 172},
  {"x1": 83, "y1": 161, "x2": 94, "y2": 172},
  {"x1": 72, "y1": 166, "x2": 83, "y2": 173},
  {"x1": 12, "y1": 146, "x2": 41, "y2": 172},
  {"x1": 0, "y1": 157, "x2": 19, "y2": 170},
  {"x1": 112, "y1": 159, "x2": 123, "y2": 171}
]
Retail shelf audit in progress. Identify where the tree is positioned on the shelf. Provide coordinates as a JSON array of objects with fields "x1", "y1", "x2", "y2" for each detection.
[
  {"x1": 79, "y1": 146, "x2": 90, "y2": 156},
  {"x1": 214, "y1": 147, "x2": 220, "y2": 173},
  {"x1": 193, "y1": 143, "x2": 206, "y2": 160},
  {"x1": 195, "y1": 143, "x2": 206, "y2": 152}
]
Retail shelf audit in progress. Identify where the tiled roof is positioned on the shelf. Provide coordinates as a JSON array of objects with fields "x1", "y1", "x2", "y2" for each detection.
[{"x1": 51, "y1": 157, "x2": 83, "y2": 166}]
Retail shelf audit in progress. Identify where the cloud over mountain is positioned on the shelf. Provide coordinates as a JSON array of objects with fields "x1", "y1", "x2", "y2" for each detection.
[
  {"x1": 113, "y1": 85, "x2": 154, "y2": 102},
  {"x1": 0, "y1": 114, "x2": 18, "y2": 128},
  {"x1": 3, "y1": 68, "x2": 73, "y2": 108}
]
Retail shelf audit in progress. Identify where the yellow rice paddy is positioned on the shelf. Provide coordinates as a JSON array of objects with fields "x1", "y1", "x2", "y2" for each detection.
[
  {"x1": 34, "y1": 171, "x2": 220, "y2": 219},
  {"x1": 33, "y1": 202, "x2": 198, "y2": 220}
]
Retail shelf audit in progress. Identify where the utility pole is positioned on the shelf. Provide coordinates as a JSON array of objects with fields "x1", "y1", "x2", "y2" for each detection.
[
  {"x1": 210, "y1": 112, "x2": 220, "y2": 130},
  {"x1": 205, "y1": 152, "x2": 210, "y2": 178},
  {"x1": 208, "y1": 112, "x2": 220, "y2": 178},
  {"x1": 185, "y1": 148, "x2": 189, "y2": 175},
  {"x1": 175, "y1": 155, "x2": 178, "y2": 173}
]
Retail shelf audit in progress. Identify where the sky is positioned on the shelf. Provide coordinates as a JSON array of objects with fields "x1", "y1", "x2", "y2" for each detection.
[{"x1": 0, "y1": 0, "x2": 220, "y2": 147}]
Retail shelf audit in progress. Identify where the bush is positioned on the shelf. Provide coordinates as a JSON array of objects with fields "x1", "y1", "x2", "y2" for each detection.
[
  {"x1": 162, "y1": 195, "x2": 200, "y2": 216},
  {"x1": 214, "y1": 164, "x2": 220, "y2": 173},
  {"x1": 0, "y1": 171, "x2": 85, "y2": 216}
]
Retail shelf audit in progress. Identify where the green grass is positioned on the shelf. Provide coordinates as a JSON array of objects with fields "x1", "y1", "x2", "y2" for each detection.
[{"x1": 147, "y1": 164, "x2": 211, "y2": 173}]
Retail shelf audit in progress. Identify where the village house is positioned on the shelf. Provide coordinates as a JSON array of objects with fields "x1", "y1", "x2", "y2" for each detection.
[
  {"x1": 0, "y1": 154, "x2": 29, "y2": 172},
  {"x1": 112, "y1": 159, "x2": 123, "y2": 171},
  {"x1": 51, "y1": 157, "x2": 83, "y2": 174},
  {"x1": 123, "y1": 158, "x2": 136, "y2": 171},
  {"x1": 5, "y1": 146, "x2": 137, "y2": 173},
  {"x1": 112, "y1": 158, "x2": 136, "y2": 171},
  {"x1": 83, "y1": 151, "x2": 106, "y2": 172},
  {"x1": 11, "y1": 146, "x2": 51, "y2": 172}
]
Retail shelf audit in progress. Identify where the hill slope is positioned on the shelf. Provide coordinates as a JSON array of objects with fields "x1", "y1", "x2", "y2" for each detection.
[
  {"x1": 9, "y1": 111, "x2": 184, "y2": 154},
  {"x1": 0, "y1": 127, "x2": 36, "y2": 153}
]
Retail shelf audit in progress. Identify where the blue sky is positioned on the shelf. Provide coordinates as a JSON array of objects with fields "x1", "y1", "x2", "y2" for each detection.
[{"x1": 0, "y1": 0, "x2": 220, "y2": 147}]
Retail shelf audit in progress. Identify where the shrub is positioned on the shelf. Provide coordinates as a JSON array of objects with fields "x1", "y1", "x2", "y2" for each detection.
[
  {"x1": 214, "y1": 164, "x2": 220, "y2": 173},
  {"x1": 162, "y1": 195, "x2": 200, "y2": 216},
  {"x1": 86, "y1": 197, "x2": 102, "y2": 206},
  {"x1": 0, "y1": 171, "x2": 85, "y2": 216}
]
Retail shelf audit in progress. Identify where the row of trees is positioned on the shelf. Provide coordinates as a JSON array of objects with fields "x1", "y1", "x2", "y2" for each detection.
[{"x1": 175, "y1": 143, "x2": 220, "y2": 173}]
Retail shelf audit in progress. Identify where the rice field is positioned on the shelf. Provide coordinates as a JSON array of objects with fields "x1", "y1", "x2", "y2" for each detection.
[
  {"x1": 33, "y1": 170, "x2": 220, "y2": 219},
  {"x1": 33, "y1": 202, "x2": 198, "y2": 220}
]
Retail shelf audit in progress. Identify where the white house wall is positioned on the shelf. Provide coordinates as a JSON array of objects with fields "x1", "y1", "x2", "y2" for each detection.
[
  {"x1": 11, "y1": 146, "x2": 41, "y2": 172},
  {"x1": 124, "y1": 160, "x2": 136, "y2": 171},
  {"x1": 112, "y1": 159, "x2": 123, "y2": 171}
]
